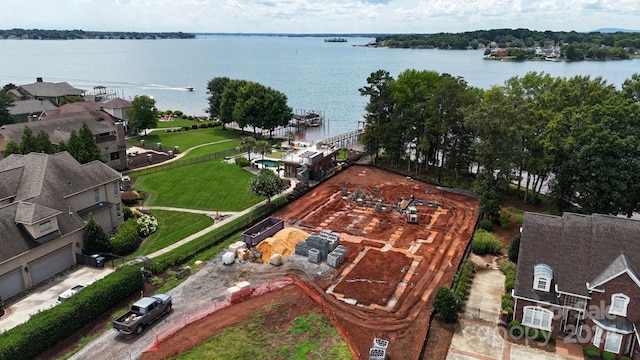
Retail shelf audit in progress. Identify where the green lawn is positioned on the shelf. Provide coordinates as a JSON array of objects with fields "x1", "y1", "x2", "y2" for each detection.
[
  {"x1": 131, "y1": 210, "x2": 214, "y2": 257},
  {"x1": 128, "y1": 127, "x2": 245, "y2": 152},
  {"x1": 133, "y1": 160, "x2": 263, "y2": 211},
  {"x1": 171, "y1": 309, "x2": 351, "y2": 360},
  {"x1": 181, "y1": 140, "x2": 241, "y2": 159},
  {"x1": 156, "y1": 117, "x2": 199, "y2": 129}
]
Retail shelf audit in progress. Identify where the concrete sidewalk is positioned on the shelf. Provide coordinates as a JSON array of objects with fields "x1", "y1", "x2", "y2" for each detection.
[{"x1": 446, "y1": 268, "x2": 583, "y2": 360}]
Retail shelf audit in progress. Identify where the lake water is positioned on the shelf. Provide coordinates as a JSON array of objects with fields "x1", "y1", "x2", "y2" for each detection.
[{"x1": 1, "y1": 35, "x2": 638, "y2": 141}]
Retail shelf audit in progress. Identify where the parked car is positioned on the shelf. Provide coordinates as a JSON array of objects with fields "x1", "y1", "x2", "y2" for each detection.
[{"x1": 56, "y1": 284, "x2": 87, "y2": 304}]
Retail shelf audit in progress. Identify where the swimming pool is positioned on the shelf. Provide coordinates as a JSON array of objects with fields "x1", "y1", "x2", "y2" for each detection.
[{"x1": 254, "y1": 159, "x2": 280, "y2": 168}]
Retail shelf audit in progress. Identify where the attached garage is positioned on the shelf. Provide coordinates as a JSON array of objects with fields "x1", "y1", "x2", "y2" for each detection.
[
  {"x1": 0, "y1": 267, "x2": 25, "y2": 299},
  {"x1": 28, "y1": 245, "x2": 74, "y2": 286}
]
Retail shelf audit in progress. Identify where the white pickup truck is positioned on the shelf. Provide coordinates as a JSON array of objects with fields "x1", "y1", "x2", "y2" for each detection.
[{"x1": 112, "y1": 293, "x2": 172, "y2": 335}]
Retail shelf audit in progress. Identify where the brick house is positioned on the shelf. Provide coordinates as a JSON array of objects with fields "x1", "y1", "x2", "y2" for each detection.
[
  {"x1": 0, "y1": 152, "x2": 123, "y2": 300},
  {"x1": 513, "y1": 212, "x2": 640, "y2": 359}
]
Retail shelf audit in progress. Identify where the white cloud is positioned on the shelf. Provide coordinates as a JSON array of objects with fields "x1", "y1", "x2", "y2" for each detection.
[{"x1": 0, "y1": 0, "x2": 638, "y2": 33}]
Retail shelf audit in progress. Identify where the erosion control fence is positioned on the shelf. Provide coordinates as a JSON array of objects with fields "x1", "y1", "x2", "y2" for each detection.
[{"x1": 145, "y1": 276, "x2": 294, "y2": 353}]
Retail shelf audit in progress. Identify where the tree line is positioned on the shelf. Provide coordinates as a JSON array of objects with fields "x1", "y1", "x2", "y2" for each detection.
[
  {"x1": 0, "y1": 28, "x2": 196, "y2": 40},
  {"x1": 207, "y1": 77, "x2": 292, "y2": 137},
  {"x1": 359, "y1": 69, "x2": 640, "y2": 220},
  {"x1": 374, "y1": 28, "x2": 640, "y2": 60}
]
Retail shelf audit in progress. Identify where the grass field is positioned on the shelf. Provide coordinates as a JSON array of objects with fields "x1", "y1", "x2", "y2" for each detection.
[
  {"x1": 131, "y1": 210, "x2": 214, "y2": 257},
  {"x1": 128, "y1": 127, "x2": 245, "y2": 153},
  {"x1": 181, "y1": 140, "x2": 241, "y2": 159},
  {"x1": 172, "y1": 306, "x2": 351, "y2": 360},
  {"x1": 133, "y1": 160, "x2": 263, "y2": 211},
  {"x1": 156, "y1": 118, "x2": 198, "y2": 129}
]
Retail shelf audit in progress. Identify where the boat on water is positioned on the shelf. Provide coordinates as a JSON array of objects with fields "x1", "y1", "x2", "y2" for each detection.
[{"x1": 184, "y1": 86, "x2": 194, "y2": 91}]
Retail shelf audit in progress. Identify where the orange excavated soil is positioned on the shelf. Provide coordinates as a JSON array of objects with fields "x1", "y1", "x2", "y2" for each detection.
[
  {"x1": 151, "y1": 165, "x2": 478, "y2": 360},
  {"x1": 255, "y1": 227, "x2": 309, "y2": 263}
]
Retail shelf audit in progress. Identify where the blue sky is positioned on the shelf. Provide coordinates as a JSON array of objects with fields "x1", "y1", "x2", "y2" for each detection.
[{"x1": 1, "y1": 0, "x2": 638, "y2": 34}]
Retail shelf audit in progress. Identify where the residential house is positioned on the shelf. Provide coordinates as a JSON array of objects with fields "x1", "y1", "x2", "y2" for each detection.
[
  {"x1": 0, "y1": 152, "x2": 123, "y2": 300},
  {"x1": 0, "y1": 100, "x2": 129, "y2": 170},
  {"x1": 7, "y1": 98, "x2": 58, "y2": 123},
  {"x1": 14, "y1": 77, "x2": 85, "y2": 106},
  {"x1": 513, "y1": 212, "x2": 640, "y2": 359}
]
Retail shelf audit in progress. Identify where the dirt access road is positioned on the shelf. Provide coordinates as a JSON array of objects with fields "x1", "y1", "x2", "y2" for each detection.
[{"x1": 72, "y1": 165, "x2": 478, "y2": 360}]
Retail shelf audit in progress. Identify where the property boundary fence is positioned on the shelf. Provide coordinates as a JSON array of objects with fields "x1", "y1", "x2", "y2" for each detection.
[
  {"x1": 124, "y1": 149, "x2": 238, "y2": 178},
  {"x1": 460, "y1": 306, "x2": 502, "y2": 324}
]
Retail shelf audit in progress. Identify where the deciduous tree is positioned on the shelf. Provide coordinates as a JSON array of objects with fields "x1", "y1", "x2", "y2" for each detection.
[
  {"x1": 0, "y1": 90, "x2": 15, "y2": 126},
  {"x1": 127, "y1": 95, "x2": 158, "y2": 135},
  {"x1": 249, "y1": 169, "x2": 288, "y2": 206}
]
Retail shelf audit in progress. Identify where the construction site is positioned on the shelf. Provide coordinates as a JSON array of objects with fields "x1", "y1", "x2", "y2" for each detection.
[{"x1": 143, "y1": 165, "x2": 479, "y2": 359}]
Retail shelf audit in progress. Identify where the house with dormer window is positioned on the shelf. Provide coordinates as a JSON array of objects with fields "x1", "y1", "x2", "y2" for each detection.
[
  {"x1": 513, "y1": 212, "x2": 640, "y2": 359},
  {"x1": 0, "y1": 152, "x2": 123, "y2": 301}
]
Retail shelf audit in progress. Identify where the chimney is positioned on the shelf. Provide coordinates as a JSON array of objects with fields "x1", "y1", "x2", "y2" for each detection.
[
  {"x1": 116, "y1": 122, "x2": 126, "y2": 148},
  {"x1": 36, "y1": 77, "x2": 43, "y2": 82}
]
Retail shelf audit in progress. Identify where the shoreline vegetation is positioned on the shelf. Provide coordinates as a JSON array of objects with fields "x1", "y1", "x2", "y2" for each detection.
[
  {"x1": 0, "y1": 29, "x2": 195, "y2": 40},
  {"x1": 367, "y1": 28, "x2": 640, "y2": 61}
]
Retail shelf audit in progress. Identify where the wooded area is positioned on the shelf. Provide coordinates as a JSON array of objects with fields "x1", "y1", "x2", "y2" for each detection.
[{"x1": 359, "y1": 69, "x2": 640, "y2": 219}]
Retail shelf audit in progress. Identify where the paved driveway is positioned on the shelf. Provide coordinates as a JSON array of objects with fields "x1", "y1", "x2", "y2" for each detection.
[
  {"x1": 446, "y1": 268, "x2": 582, "y2": 360},
  {"x1": 0, "y1": 266, "x2": 113, "y2": 332}
]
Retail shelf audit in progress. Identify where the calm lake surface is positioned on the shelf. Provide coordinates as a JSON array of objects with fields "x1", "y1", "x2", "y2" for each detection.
[{"x1": 1, "y1": 35, "x2": 638, "y2": 141}]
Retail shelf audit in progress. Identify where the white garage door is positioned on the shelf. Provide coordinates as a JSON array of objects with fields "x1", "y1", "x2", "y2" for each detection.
[
  {"x1": 0, "y1": 268, "x2": 25, "y2": 299},
  {"x1": 28, "y1": 245, "x2": 74, "y2": 285}
]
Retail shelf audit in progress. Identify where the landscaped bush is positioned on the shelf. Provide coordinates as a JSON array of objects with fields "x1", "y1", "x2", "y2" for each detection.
[
  {"x1": 524, "y1": 326, "x2": 551, "y2": 342},
  {"x1": 620, "y1": 356, "x2": 632, "y2": 360},
  {"x1": 471, "y1": 229, "x2": 502, "y2": 255},
  {"x1": 452, "y1": 260, "x2": 474, "y2": 303},
  {"x1": 432, "y1": 287, "x2": 458, "y2": 324},
  {"x1": 499, "y1": 260, "x2": 517, "y2": 292},
  {"x1": 500, "y1": 209, "x2": 512, "y2": 229},
  {"x1": 137, "y1": 213, "x2": 158, "y2": 236},
  {"x1": 508, "y1": 320, "x2": 522, "y2": 337},
  {"x1": 235, "y1": 157, "x2": 250, "y2": 167},
  {"x1": 508, "y1": 233, "x2": 521, "y2": 263},
  {"x1": 583, "y1": 345, "x2": 601, "y2": 358},
  {"x1": 123, "y1": 205, "x2": 134, "y2": 220},
  {"x1": 479, "y1": 218, "x2": 493, "y2": 231},
  {"x1": 501, "y1": 293, "x2": 515, "y2": 318},
  {"x1": 121, "y1": 190, "x2": 141, "y2": 206},
  {"x1": 110, "y1": 218, "x2": 140, "y2": 255},
  {"x1": 0, "y1": 265, "x2": 143, "y2": 360},
  {"x1": 602, "y1": 351, "x2": 616, "y2": 360}
]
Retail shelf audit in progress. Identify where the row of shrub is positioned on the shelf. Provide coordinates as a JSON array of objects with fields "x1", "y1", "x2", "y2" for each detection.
[
  {"x1": 0, "y1": 265, "x2": 144, "y2": 360},
  {"x1": 471, "y1": 229, "x2": 502, "y2": 255},
  {"x1": 583, "y1": 345, "x2": 631, "y2": 360},
  {"x1": 452, "y1": 260, "x2": 475, "y2": 303},
  {"x1": 507, "y1": 320, "x2": 551, "y2": 342},
  {"x1": 499, "y1": 259, "x2": 517, "y2": 318}
]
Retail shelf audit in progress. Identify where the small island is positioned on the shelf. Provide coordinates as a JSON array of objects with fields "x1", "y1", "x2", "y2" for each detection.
[{"x1": 324, "y1": 37, "x2": 347, "y2": 43}]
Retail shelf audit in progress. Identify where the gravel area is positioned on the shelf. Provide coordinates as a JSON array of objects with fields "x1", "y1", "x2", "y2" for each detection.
[{"x1": 69, "y1": 253, "x2": 330, "y2": 360}]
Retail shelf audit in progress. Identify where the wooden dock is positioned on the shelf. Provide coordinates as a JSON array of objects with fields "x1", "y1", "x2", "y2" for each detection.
[{"x1": 316, "y1": 128, "x2": 364, "y2": 148}]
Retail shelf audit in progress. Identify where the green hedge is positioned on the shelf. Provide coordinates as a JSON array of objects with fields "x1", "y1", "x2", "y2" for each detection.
[
  {"x1": 452, "y1": 260, "x2": 475, "y2": 303},
  {"x1": 110, "y1": 219, "x2": 140, "y2": 255},
  {"x1": 0, "y1": 265, "x2": 144, "y2": 360},
  {"x1": 471, "y1": 229, "x2": 502, "y2": 255},
  {"x1": 602, "y1": 351, "x2": 616, "y2": 360}
]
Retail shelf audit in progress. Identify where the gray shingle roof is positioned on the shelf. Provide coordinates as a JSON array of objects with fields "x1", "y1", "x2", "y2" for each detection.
[
  {"x1": 14, "y1": 202, "x2": 61, "y2": 225},
  {"x1": 0, "y1": 152, "x2": 121, "y2": 262},
  {"x1": 514, "y1": 212, "x2": 640, "y2": 300},
  {"x1": 0, "y1": 115, "x2": 116, "y2": 145},
  {"x1": 19, "y1": 81, "x2": 85, "y2": 98},
  {"x1": 8, "y1": 99, "x2": 57, "y2": 116}
]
